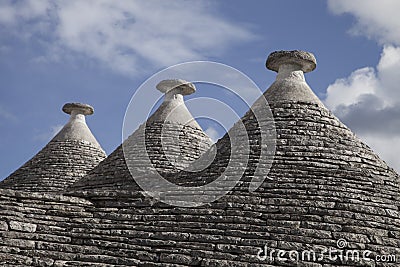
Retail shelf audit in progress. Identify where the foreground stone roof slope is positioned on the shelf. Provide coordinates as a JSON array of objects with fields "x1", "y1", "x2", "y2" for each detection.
[
  {"x1": 0, "y1": 51, "x2": 399, "y2": 266},
  {"x1": 69, "y1": 79, "x2": 213, "y2": 192},
  {"x1": 0, "y1": 103, "x2": 106, "y2": 192}
]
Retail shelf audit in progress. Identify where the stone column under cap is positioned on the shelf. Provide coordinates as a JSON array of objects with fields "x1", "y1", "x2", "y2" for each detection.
[
  {"x1": 157, "y1": 79, "x2": 196, "y2": 101},
  {"x1": 264, "y1": 50, "x2": 323, "y2": 105},
  {"x1": 68, "y1": 79, "x2": 213, "y2": 192},
  {"x1": 0, "y1": 102, "x2": 106, "y2": 192},
  {"x1": 53, "y1": 103, "x2": 102, "y2": 150},
  {"x1": 147, "y1": 79, "x2": 201, "y2": 129},
  {"x1": 1, "y1": 51, "x2": 397, "y2": 267}
]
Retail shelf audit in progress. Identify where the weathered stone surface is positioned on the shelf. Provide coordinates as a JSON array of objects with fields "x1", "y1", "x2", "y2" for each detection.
[
  {"x1": 9, "y1": 221, "x2": 37, "y2": 233},
  {"x1": 0, "y1": 51, "x2": 399, "y2": 266},
  {"x1": 0, "y1": 103, "x2": 106, "y2": 192},
  {"x1": 0, "y1": 221, "x2": 8, "y2": 231},
  {"x1": 62, "y1": 102, "x2": 94, "y2": 116},
  {"x1": 266, "y1": 50, "x2": 316, "y2": 73},
  {"x1": 0, "y1": 139, "x2": 106, "y2": 192},
  {"x1": 156, "y1": 79, "x2": 196, "y2": 95},
  {"x1": 68, "y1": 80, "x2": 213, "y2": 193}
]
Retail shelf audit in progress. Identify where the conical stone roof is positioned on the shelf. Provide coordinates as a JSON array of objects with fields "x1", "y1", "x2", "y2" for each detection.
[
  {"x1": 69, "y1": 79, "x2": 213, "y2": 192},
  {"x1": 66, "y1": 50, "x2": 399, "y2": 265},
  {"x1": 1, "y1": 51, "x2": 398, "y2": 266},
  {"x1": 0, "y1": 103, "x2": 106, "y2": 192}
]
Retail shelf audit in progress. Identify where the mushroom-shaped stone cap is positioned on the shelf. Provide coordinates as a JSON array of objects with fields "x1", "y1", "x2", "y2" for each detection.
[
  {"x1": 156, "y1": 79, "x2": 196, "y2": 96},
  {"x1": 266, "y1": 50, "x2": 316, "y2": 73},
  {"x1": 62, "y1": 103, "x2": 94, "y2": 115}
]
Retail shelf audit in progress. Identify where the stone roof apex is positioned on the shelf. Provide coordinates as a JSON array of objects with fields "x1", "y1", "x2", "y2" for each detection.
[
  {"x1": 266, "y1": 50, "x2": 316, "y2": 73},
  {"x1": 264, "y1": 50, "x2": 323, "y2": 105},
  {"x1": 52, "y1": 102, "x2": 103, "y2": 150},
  {"x1": 62, "y1": 103, "x2": 94, "y2": 116},
  {"x1": 0, "y1": 102, "x2": 105, "y2": 192},
  {"x1": 147, "y1": 79, "x2": 202, "y2": 128},
  {"x1": 156, "y1": 79, "x2": 196, "y2": 96}
]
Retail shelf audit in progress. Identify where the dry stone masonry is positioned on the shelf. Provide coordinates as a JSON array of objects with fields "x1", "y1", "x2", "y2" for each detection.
[
  {"x1": 0, "y1": 103, "x2": 106, "y2": 192},
  {"x1": 69, "y1": 79, "x2": 213, "y2": 193},
  {"x1": 0, "y1": 51, "x2": 399, "y2": 266}
]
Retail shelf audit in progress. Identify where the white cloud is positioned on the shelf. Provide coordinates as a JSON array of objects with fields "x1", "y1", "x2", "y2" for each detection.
[
  {"x1": 328, "y1": 0, "x2": 400, "y2": 45},
  {"x1": 325, "y1": 1, "x2": 400, "y2": 172},
  {"x1": 0, "y1": 0, "x2": 49, "y2": 25},
  {"x1": 0, "y1": 0, "x2": 254, "y2": 76},
  {"x1": 325, "y1": 67, "x2": 378, "y2": 110},
  {"x1": 325, "y1": 45, "x2": 400, "y2": 112},
  {"x1": 327, "y1": 0, "x2": 400, "y2": 173},
  {"x1": 325, "y1": 46, "x2": 400, "y2": 172}
]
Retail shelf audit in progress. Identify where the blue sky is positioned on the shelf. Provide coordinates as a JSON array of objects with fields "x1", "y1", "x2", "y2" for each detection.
[{"x1": 1, "y1": 0, "x2": 400, "y2": 179}]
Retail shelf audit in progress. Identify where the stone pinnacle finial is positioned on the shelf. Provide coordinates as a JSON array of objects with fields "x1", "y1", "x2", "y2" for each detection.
[
  {"x1": 266, "y1": 50, "x2": 316, "y2": 73},
  {"x1": 264, "y1": 50, "x2": 323, "y2": 105},
  {"x1": 148, "y1": 78, "x2": 201, "y2": 127},
  {"x1": 62, "y1": 103, "x2": 94, "y2": 116},
  {"x1": 54, "y1": 102, "x2": 102, "y2": 149},
  {"x1": 156, "y1": 79, "x2": 196, "y2": 96}
]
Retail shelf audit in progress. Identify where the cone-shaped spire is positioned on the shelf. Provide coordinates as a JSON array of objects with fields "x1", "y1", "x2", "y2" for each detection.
[
  {"x1": 0, "y1": 103, "x2": 106, "y2": 192},
  {"x1": 171, "y1": 50, "x2": 398, "y2": 186},
  {"x1": 64, "y1": 51, "x2": 399, "y2": 266},
  {"x1": 146, "y1": 50, "x2": 398, "y2": 259},
  {"x1": 52, "y1": 103, "x2": 102, "y2": 149},
  {"x1": 68, "y1": 79, "x2": 213, "y2": 192},
  {"x1": 264, "y1": 50, "x2": 323, "y2": 105},
  {"x1": 147, "y1": 79, "x2": 203, "y2": 130},
  {"x1": 0, "y1": 51, "x2": 399, "y2": 267},
  {"x1": 262, "y1": 50, "x2": 398, "y2": 182}
]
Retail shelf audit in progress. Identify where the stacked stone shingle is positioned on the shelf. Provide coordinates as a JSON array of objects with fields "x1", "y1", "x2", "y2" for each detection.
[
  {"x1": 69, "y1": 79, "x2": 213, "y2": 193},
  {"x1": 0, "y1": 103, "x2": 106, "y2": 192},
  {"x1": 0, "y1": 51, "x2": 399, "y2": 266}
]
